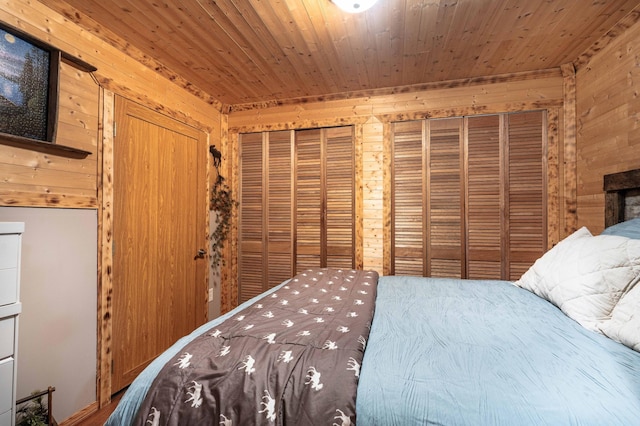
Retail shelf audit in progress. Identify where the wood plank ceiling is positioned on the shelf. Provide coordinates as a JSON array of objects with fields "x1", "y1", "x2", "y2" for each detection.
[{"x1": 40, "y1": 0, "x2": 640, "y2": 109}]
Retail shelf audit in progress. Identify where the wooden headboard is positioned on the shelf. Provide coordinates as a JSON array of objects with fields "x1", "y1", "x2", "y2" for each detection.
[{"x1": 604, "y1": 169, "x2": 640, "y2": 227}]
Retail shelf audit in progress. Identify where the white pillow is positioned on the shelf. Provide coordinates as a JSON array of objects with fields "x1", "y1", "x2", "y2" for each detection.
[
  {"x1": 600, "y1": 284, "x2": 640, "y2": 351},
  {"x1": 514, "y1": 226, "x2": 640, "y2": 331}
]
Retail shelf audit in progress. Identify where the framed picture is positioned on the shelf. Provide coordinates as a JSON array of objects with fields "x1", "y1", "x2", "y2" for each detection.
[{"x1": 0, "y1": 22, "x2": 60, "y2": 143}]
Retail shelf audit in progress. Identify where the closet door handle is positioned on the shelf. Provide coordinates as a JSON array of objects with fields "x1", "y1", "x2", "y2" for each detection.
[{"x1": 194, "y1": 249, "x2": 207, "y2": 259}]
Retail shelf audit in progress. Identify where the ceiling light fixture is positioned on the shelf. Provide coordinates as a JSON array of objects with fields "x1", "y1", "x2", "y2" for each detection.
[{"x1": 331, "y1": 0, "x2": 378, "y2": 13}]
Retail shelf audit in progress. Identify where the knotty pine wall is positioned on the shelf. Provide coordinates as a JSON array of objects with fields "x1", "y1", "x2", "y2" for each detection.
[
  {"x1": 575, "y1": 11, "x2": 640, "y2": 232},
  {"x1": 0, "y1": 1, "x2": 223, "y2": 207},
  {"x1": 0, "y1": 60, "x2": 99, "y2": 206},
  {"x1": 226, "y1": 71, "x2": 570, "y2": 310},
  {"x1": 4, "y1": 0, "x2": 638, "y2": 423},
  {"x1": 0, "y1": 0, "x2": 223, "y2": 423}
]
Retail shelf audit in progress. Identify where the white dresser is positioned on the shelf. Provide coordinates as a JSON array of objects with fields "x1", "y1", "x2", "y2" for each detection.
[{"x1": 0, "y1": 223, "x2": 23, "y2": 426}]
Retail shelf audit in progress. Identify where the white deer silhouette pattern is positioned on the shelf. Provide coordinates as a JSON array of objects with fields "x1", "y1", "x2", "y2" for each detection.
[
  {"x1": 174, "y1": 352, "x2": 192, "y2": 369},
  {"x1": 141, "y1": 268, "x2": 376, "y2": 425},
  {"x1": 185, "y1": 381, "x2": 203, "y2": 408},
  {"x1": 146, "y1": 407, "x2": 160, "y2": 426},
  {"x1": 259, "y1": 390, "x2": 276, "y2": 421},
  {"x1": 333, "y1": 409, "x2": 352, "y2": 426},
  {"x1": 305, "y1": 366, "x2": 324, "y2": 391}
]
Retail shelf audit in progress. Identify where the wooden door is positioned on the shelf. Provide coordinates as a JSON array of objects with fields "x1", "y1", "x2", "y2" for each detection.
[
  {"x1": 324, "y1": 127, "x2": 356, "y2": 269},
  {"x1": 392, "y1": 118, "x2": 465, "y2": 277},
  {"x1": 238, "y1": 131, "x2": 295, "y2": 303},
  {"x1": 112, "y1": 97, "x2": 208, "y2": 392},
  {"x1": 238, "y1": 126, "x2": 355, "y2": 304},
  {"x1": 391, "y1": 120, "x2": 425, "y2": 276},
  {"x1": 391, "y1": 111, "x2": 547, "y2": 280},
  {"x1": 295, "y1": 127, "x2": 355, "y2": 272},
  {"x1": 427, "y1": 118, "x2": 465, "y2": 277},
  {"x1": 466, "y1": 114, "x2": 502, "y2": 278},
  {"x1": 238, "y1": 132, "x2": 266, "y2": 303},
  {"x1": 505, "y1": 111, "x2": 546, "y2": 279}
]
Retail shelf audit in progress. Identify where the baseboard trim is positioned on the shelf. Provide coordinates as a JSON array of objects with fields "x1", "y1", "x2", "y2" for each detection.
[{"x1": 59, "y1": 401, "x2": 98, "y2": 426}]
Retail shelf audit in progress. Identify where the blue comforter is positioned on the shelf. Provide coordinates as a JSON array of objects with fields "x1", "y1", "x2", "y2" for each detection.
[
  {"x1": 357, "y1": 276, "x2": 640, "y2": 425},
  {"x1": 108, "y1": 276, "x2": 640, "y2": 425}
]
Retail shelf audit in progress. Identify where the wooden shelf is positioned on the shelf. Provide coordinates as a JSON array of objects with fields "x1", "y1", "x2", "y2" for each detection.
[{"x1": 0, "y1": 133, "x2": 91, "y2": 159}]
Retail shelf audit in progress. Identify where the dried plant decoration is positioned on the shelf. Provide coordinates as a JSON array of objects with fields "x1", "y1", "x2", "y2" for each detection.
[{"x1": 210, "y1": 145, "x2": 238, "y2": 269}]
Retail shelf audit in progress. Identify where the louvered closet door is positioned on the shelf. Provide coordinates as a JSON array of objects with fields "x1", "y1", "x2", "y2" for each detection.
[
  {"x1": 507, "y1": 111, "x2": 546, "y2": 279},
  {"x1": 392, "y1": 118, "x2": 464, "y2": 277},
  {"x1": 392, "y1": 121, "x2": 425, "y2": 275},
  {"x1": 466, "y1": 115, "x2": 502, "y2": 278},
  {"x1": 267, "y1": 131, "x2": 295, "y2": 286},
  {"x1": 325, "y1": 127, "x2": 355, "y2": 268},
  {"x1": 466, "y1": 112, "x2": 546, "y2": 280},
  {"x1": 239, "y1": 131, "x2": 294, "y2": 304},
  {"x1": 296, "y1": 129, "x2": 323, "y2": 270},
  {"x1": 295, "y1": 127, "x2": 355, "y2": 271},
  {"x1": 239, "y1": 132, "x2": 264, "y2": 302},
  {"x1": 428, "y1": 118, "x2": 465, "y2": 277},
  {"x1": 239, "y1": 127, "x2": 355, "y2": 303},
  {"x1": 391, "y1": 111, "x2": 547, "y2": 280}
]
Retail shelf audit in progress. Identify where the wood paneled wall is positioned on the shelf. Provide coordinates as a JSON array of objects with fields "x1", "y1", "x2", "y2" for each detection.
[
  {"x1": 0, "y1": 0, "x2": 224, "y2": 421},
  {"x1": 576, "y1": 11, "x2": 640, "y2": 232},
  {"x1": 0, "y1": 0, "x2": 223, "y2": 209},
  {"x1": 227, "y1": 70, "x2": 569, "y2": 310},
  {"x1": 10, "y1": 0, "x2": 633, "y2": 419},
  {"x1": 0, "y1": 60, "x2": 99, "y2": 207}
]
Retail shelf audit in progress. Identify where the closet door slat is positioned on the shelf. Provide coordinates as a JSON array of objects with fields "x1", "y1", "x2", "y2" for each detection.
[
  {"x1": 508, "y1": 111, "x2": 546, "y2": 279},
  {"x1": 428, "y1": 118, "x2": 464, "y2": 278},
  {"x1": 392, "y1": 121, "x2": 424, "y2": 276},
  {"x1": 295, "y1": 129, "x2": 323, "y2": 271},
  {"x1": 467, "y1": 114, "x2": 502, "y2": 279},
  {"x1": 239, "y1": 132, "x2": 265, "y2": 303},
  {"x1": 325, "y1": 126, "x2": 356, "y2": 269},
  {"x1": 267, "y1": 131, "x2": 294, "y2": 288}
]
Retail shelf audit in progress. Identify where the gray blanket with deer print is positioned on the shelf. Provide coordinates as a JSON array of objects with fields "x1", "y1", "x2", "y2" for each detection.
[{"x1": 134, "y1": 268, "x2": 379, "y2": 426}]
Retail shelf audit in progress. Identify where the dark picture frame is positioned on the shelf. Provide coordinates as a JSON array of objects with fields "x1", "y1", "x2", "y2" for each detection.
[{"x1": 0, "y1": 22, "x2": 60, "y2": 143}]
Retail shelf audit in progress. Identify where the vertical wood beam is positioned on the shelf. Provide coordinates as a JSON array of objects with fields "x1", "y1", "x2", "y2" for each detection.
[
  {"x1": 201, "y1": 133, "x2": 211, "y2": 324},
  {"x1": 354, "y1": 124, "x2": 364, "y2": 270},
  {"x1": 98, "y1": 89, "x2": 115, "y2": 407},
  {"x1": 222, "y1": 129, "x2": 239, "y2": 314},
  {"x1": 561, "y1": 63, "x2": 578, "y2": 235},
  {"x1": 382, "y1": 121, "x2": 393, "y2": 275},
  {"x1": 546, "y1": 108, "x2": 561, "y2": 247},
  {"x1": 357, "y1": 117, "x2": 385, "y2": 274}
]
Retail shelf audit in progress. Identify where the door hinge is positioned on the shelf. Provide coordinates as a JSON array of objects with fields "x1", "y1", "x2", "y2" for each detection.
[{"x1": 113, "y1": 122, "x2": 117, "y2": 138}]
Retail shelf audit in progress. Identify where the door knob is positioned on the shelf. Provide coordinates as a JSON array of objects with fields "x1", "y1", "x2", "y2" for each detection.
[{"x1": 194, "y1": 249, "x2": 207, "y2": 259}]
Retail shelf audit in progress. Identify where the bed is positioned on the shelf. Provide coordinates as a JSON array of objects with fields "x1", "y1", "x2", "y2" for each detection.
[{"x1": 106, "y1": 170, "x2": 640, "y2": 426}]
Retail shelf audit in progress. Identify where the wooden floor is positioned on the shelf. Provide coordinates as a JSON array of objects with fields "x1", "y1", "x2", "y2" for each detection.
[{"x1": 75, "y1": 391, "x2": 124, "y2": 425}]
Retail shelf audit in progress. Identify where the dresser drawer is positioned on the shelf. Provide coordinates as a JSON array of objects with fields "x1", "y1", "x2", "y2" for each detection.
[
  {"x1": 0, "y1": 268, "x2": 18, "y2": 307},
  {"x1": 0, "y1": 317, "x2": 14, "y2": 360},
  {"x1": 0, "y1": 357, "x2": 14, "y2": 416},
  {"x1": 0, "y1": 235, "x2": 19, "y2": 270},
  {"x1": 0, "y1": 408, "x2": 12, "y2": 425}
]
